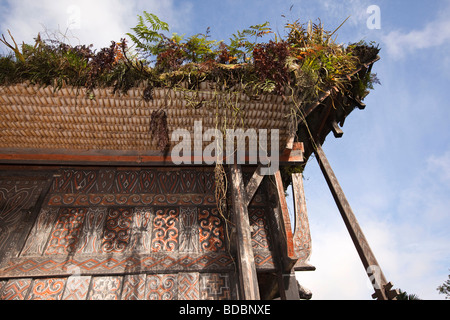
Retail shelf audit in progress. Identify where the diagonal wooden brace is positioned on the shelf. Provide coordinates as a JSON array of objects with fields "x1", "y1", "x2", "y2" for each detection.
[{"x1": 313, "y1": 142, "x2": 397, "y2": 300}]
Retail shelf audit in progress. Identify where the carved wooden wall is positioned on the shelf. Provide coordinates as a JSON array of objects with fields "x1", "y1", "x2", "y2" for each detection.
[{"x1": 0, "y1": 166, "x2": 288, "y2": 300}]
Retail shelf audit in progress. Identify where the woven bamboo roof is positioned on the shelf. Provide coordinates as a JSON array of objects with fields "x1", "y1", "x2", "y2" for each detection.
[{"x1": 0, "y1": 81, "x2": 296, "y2": 164}]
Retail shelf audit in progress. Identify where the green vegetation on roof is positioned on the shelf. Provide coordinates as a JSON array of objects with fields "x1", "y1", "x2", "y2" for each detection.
[{"x1": 0, "y1": 12, "x2": 380, "y2": 103}]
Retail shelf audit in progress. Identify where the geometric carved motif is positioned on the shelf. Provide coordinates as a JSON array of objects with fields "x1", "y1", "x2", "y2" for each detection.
[
  {"x1": 0, "y1": 272, "x2": 233, "y2": 300},
  {"x1": 199, "y1": 208, "x2": 225, "y2": 252},
  {"x1": 179, "y1": 207, "x2": 199, "y2": 253},
  {"x1": 0, "y1": 278, "x2": 32, "y2": 300},
  {"x1": 62, "y1": 276, "x2": 91, "y2": 300},
  {"x1": 145, "y1": 274, "x2": 177, "y2": 300},
  {"x1": 121, "y1": 274, "x2": 146, "y2": 300},
  {"x1": 151, "y1": 208, "x2": 179, "y2": 252},
  {"x1": 200, "y1": 273, "x2": 231, "y2": 300},
  {"x1": 101, "y1": 208, "x2": 133, "y2": 254},
  {"x1": 27, "y1": 278, "x2": 66, "y2": 300},
  {"x1": 249, "y1": 207, "x2": 271, "y2": 250},
  {"x1": 87, "y1": 276, "x2": 123, "y2": 300},
  {"x1": 44, "y1": 208, "x2": 87, "y2": 255},
  {"x1": 51, "y1": 168, "x2": 216, "y2": 195},
  {"x1": 178, "y1": 272, "x2": 200, "y2": 300}
]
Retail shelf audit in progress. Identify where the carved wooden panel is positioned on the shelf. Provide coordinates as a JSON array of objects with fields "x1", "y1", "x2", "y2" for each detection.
[
  {"x1": 200, "y1": 273, "x2": 231, "y2": 300},
  {"x1": 28, "y1": 278, "x2": 66, "y2": 300},
  {"x1": 101, "y1": 208, "x2": 133, "y2": 254},
  {"x1": 151, "y1": 208, "x2": 179, "y2": 252},
  {"x1": 62, "y1": 276, "x2": 91, "y2": 300},
  {"x1": 145, "y1": 274, "x2": 177, "y2": 300},
  {"x1": 44, "y1": 207, "x2": 87, "y2": 255},
  {"x1": 0, "y1": 177, "x2": 48, "y2": 265},
  {"x1": 179, "y1": 207, "x2": 199, "y2": 253},
  {"x1": 0, "y1": 278, "x2": 32, "y2": 300},
  {"x1": 178, "y1": 272, "x2": 200, "y2": 300},
  {"x1": 77, "y1": 208, "x2": 107, "y2": 254},
  {"x1": 0, "y1": 167, "x2": 270, "y2": 301},
  {"x1": 51, "y1": 168, "x2": 215, "y2": 195},
  {"x1": 121, "y1": 274, "x2": 147, "y2": 300},
  {"x1": 21, "y1": 208, "x2": 59, "y2": 257},
  {"x1": 128, "y1": 208, "x2": 153, "y2": 253},
  {"x1": 249, "y1": 207, "x2": 272, "y2": 250},
  {"x1": 88, "y1": 276, "x2": 123, "y2": 300},
  {"x1": 199, "y1": 207, "x2": 225, "y2": 252}
]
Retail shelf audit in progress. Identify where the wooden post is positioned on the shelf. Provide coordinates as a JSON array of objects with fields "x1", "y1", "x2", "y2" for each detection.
[
  {"x1": 291, "y1": 173, "x2": 313, "y2": 269},
  {"x1": 230, "y1": 163, "x2": 260, "y2": 300},
  {"x1": 313, "y1": 143, "x2": 396, "y2": 300}
]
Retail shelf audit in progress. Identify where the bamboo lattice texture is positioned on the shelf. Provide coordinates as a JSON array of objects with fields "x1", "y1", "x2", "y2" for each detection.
[{"x1": 0, "y1": 83, "x2": 292, "y2": 153}]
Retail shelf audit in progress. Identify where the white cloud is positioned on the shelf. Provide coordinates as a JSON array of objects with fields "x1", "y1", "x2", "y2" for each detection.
[
  {"x1": 0, "y1": 0, "x2": 193, "y2": 50},
  {"x1": 427, "y1": 150, "x2": 450, "y2": 184},
  {"x1": 382, "y1": 6, "x2": 450, "y2": 59}
]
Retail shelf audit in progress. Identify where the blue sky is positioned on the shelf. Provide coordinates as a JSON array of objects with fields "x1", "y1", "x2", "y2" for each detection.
[{"x1": 0, "y1": 0, "x2": 449, "y2": 300}]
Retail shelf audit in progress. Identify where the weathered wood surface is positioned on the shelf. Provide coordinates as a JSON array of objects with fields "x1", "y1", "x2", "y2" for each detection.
[
  {"x1": 244, "y1": 165, "x2": 264, "y2": 207},
  {"x1": 0, "y1": 272, "x2": 233, "y2": 300},
  {"x1": 274, "y1": 170, "x2": 295, "y2": 261},
  {"x1": 230, "y1": 163, "x2": 260, "y2": 300},
  {"x1": 291, "y1": 173, "x2": 313, "y2": 270},
  {"x1": 314, "y1": 143, "x2": 396, "y2": 300}
]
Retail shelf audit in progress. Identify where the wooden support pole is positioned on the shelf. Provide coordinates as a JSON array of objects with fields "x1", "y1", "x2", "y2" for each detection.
[
  {"x1": 291, "y1": 173, "x2": 313, "y2": 270},
  {"x1": 230, "y1": 163, "x2": 260, "y2": 300},
  {"x1": 245, "y1": 165, "x2": 264, "y2": 207},
  {"x1": 313, "y1": 143, "x2": 396, "y2": 300}
]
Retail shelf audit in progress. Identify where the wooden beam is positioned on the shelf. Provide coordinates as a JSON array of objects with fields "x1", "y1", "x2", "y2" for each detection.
[
  {"x1": 330, "y1": 120, "x2": 344, "y2": 138},
  {"x1": 0, "y1": 148, "x2": 304, "y2": 166},
  {"x1": 313, "y1": 143, "x2": 396, "y2": 300},
  {"x1": 244, "y1": 165, "x2": 264, "y2": 207},
  {"x1": 230, "y1": 163, "x2": 260, "y2": 300},
  {"x1": 291, "y1": 173, "x2": 313, "y2": 270},
  {"x1": 274, "y1": 170, "x2": 295, "y2": 260}
]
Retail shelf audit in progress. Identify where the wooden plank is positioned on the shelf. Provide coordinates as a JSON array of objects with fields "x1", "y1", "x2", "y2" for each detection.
[
  {"x1": 313, "y1": 143, "x2": 394, "y2": 300},
  {"x1": 282, "y1": 272, "x2": 301, "y2": 300},
  {"x1": 331, "y1": 120, "x2": 344, "y2": 138},
  {"x1": 230, "y1": 163, "x2": 260, "y2": 300},
  {"x1": 291, "y1": 173, "x2": 313, "y2": 268},
  {"x1": 0, "y1": 149, "x2": 304, "y2": 166},
  {"x1": 274, "y1": 170, "x2": 295, "y2": 260}
]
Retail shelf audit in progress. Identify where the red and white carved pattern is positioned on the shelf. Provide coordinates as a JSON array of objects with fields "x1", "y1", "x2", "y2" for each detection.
[
  {"x1": 128, "y1": 208, "x2": 153, "y2": 253},
  {"x1": 145, "y1": 274, "x2": 177, "y2": 300},
  {"x1": 88, "y1": 276, "x2": 123, "y2": 300},
  {"x1": 200, "y1": 273, "x2": 230, "y2": 300},
  {"x1": 28, "y1": 278, "x2": 66, "y2": 300},
  {"x1": 151, "y1": 208, "x2": 179, "y2": 252},
  {"x1": 45, "y1": 208, "x2": 87, "y2": 255},
  {"x1": 179, "y1": 207, "x2": 199, "y2": 253},
  {"x1": 62, "y1": 276, "x2": 91, "y2": 300},
  {"x1": 0, "y1": 279, "x2": 32, "y2": 300},
  {"x1": 249, "y1": 207, "x2": 271, "y2": 250},
  {"x1": 121, "y1": 274, "x2": 147, "y2": 300},
  {"x1": 101, "y1": 208, "x2": 133, "y2": 253},
  {"x1": 21, "y1": 207, "x2": 59, "y2": 256},
  {"x1": 199, "y1": 208, "x2": 225, "y2": 252},
  {"x1": 178, "y1": 273, "x2": 200, "y2": 300}
]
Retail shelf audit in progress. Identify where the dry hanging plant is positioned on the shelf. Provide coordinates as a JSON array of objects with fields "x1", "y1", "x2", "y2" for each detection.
[{"x1": 149, "y1": 110, "x2": 169, "y2": 152}]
